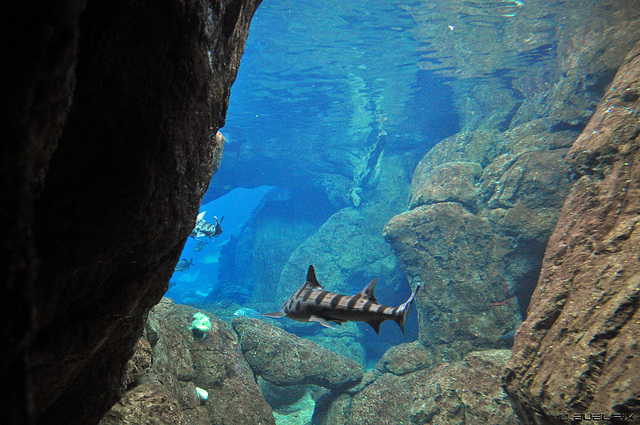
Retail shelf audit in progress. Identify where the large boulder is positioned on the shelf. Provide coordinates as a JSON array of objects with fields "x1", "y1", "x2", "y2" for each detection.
[
  {"x1": 0, "y1": 1, "x2": 261, "y2": 424},
  {"x1": 232, "y1": 317, "x2": 363, "y2": 389},
  {"x1": 384, "y1": 121, "x2": 575, "y2": 360},
  {"x1": 503, "y1": 39, "x2": 640, "y2": 424}
]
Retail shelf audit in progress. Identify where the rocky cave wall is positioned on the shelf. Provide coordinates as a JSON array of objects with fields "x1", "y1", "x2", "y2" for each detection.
[
  {"x1": 503, "y1": 38, "x2": 640, "y2": 425},
  {"x1": 0, "y1": 1, "x2": 261, "y2": 424}
]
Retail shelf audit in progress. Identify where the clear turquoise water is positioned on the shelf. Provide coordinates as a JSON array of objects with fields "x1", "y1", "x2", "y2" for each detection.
[{"x1": 168, "y1": 0, "x2": 460, "y2": 306}]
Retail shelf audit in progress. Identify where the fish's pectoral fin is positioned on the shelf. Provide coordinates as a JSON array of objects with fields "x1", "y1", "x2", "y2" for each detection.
[
  {"x1": 262, "y1": 311, "x2": 286, "y2": 318},
  {"x1": 309, "y1": 315, "x2": 338, "y2": 329}
]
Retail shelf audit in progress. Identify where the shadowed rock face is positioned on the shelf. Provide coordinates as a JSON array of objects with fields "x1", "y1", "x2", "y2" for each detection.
[
  {"x1": 0, "y1": 1, "x2": 260, "y2": 424},
  {"x1": 503, "y1": 40, "x2": 640, "y2": 425}
]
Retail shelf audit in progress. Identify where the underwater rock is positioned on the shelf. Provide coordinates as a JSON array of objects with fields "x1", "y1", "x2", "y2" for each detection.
[
  {"x1": 216, "y1": 194, "x2": 328, "y2": 306},
  {"x1": 403, "y1": 1, "x2": 640, "y2": 133},
  {"x1": 314, "y1": 349, "x2": 518, "y2": 425},
  {"x1": 1, "y1": 0, "x2": 261, "y2": 424},
  {"x1": 257, "y1": 377, "x2": 309, "y2": 409},
  {"x1": 101, "y1": 299, "x2": 275, "y2": 425},
  {"x1": 503, "y1": 39, "x2": 640, "y2": 424},
  {"x1": 482, "y1": 149, "x2": 573, "y2": 244},
  {"x1": 375, "y1": 341, "x2": 436, "y2": 376},
  {"x1": 232, "y1": 317, "x2": 363, "y2": 389},
  {"x1": 308, "y1": 327, "x2": 367, "y2": 365},
  {"x1": 385, "y1": 202, "x2": 519, "y2": 358},
  {"x1": 410, "y1": 161, "x2": 483, "y2": 212},
  {"x1": 410, "y1": 350, "x2": 519, "y2": 425},
  {"x1": 384, "y1": 113, "x2": 575, "y2": 361},
  {"x1": 277, "y1": 205, "x2": 404, "y2": 306}
]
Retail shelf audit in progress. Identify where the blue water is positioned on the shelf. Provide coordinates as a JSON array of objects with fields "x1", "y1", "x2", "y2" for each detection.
[
  {"x1": 170, "y1": 0, "x2": 459, "y2": 307},
  {"x1": 203, "y1": 0, "x2": 459, "y2": 200},
  {"x1": 154, "y1": 0, "x2": 640, "y2": 422},
  {"x1": 167, "y1": 185, "x2": 277, "y2": 303}
]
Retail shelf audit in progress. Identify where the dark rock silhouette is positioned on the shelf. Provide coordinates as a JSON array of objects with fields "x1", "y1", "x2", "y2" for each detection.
[{"x1": 0, "y1": 1, "x2": 260, "y2": 424}]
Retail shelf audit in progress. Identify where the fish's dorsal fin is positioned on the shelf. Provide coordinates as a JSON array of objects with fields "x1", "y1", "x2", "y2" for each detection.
[
  {"x1": 358, "y1": 278, "x2": 378, "y2": 303},
  {"x1": 304, "y1": 265, "x2": 323, "y2": 290},
  {"x1": 197, "y1": 212, "x2": 206, "y2": 220}
]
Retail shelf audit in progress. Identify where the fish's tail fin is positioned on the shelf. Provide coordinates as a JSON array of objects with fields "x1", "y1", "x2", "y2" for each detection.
[{"x1": 394, "y1": 283, "x2": 421, "y2": 335}]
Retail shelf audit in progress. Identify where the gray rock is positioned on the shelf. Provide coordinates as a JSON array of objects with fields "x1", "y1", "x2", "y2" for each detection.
[
  {"x1": 314, "y1": 349, "x2": 518, "y2": 425},
  {"x1": 101, "y1": 300, "x2": 275, "y2": 425},
  {"x1": 384, "y1": 106, "x2": 576, "y2": 362},
  {"x1": 232, "y1": 317, "x2": 363, "y2": 389},
  {"x1": 376, "y1": 341, "x2": 436, "y2": 376},
  {"x1": 410, "y1": 161, "x2": 483, "y2": 212}
]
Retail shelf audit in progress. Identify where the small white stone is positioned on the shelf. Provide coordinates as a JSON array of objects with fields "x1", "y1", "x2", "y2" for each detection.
[{"x1": 196, "y1": 387, "x2": 208, "y2": 402}]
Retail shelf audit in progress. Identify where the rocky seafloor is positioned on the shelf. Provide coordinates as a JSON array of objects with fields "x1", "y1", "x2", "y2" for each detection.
[{"x1": 101, "y1": 299, "x2": 519, "y2": 425}]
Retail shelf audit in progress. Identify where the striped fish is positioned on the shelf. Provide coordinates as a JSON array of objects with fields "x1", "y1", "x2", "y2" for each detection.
[
  {"x1": 263, "y1": 265, "x2": 421, "y2": 335},
  {"x1": 190, "y1": 212, "x2": 224, "y2": 239}
]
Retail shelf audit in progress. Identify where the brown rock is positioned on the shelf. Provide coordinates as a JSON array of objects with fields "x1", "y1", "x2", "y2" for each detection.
[
  {"x1": 411, "y1": 350, "x2": 519, "y2": 425},
  {"x1": 1, "y1": 1, "x2": 261, "y2": 424},
  {"x1": 503, "y1": 40, "x2": 640, "y2": 423}
]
